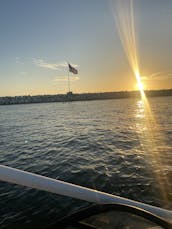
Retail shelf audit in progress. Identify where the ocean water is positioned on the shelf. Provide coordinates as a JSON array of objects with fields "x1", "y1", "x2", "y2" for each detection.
[{"x1": 0, "y1": 96, "x2": 171, "y2": 228}]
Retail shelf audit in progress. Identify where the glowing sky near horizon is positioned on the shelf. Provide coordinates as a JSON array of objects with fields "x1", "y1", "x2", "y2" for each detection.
[{"x1": 0, "y1": 0, "x2": 172, "y2": 96}]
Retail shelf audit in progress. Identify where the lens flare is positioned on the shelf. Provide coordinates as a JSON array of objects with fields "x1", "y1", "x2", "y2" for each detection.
[
  {"x1": 111, "y1": 0, "x2": 170, "y2": 207},
  {"x1": 135, "y1": 71, "x2": 145, "y2": 97}
]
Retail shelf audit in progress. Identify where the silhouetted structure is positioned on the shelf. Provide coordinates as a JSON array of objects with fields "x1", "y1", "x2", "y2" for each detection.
[{"x1": 0, "y1": 89, "x2": 171, "y2": 105}]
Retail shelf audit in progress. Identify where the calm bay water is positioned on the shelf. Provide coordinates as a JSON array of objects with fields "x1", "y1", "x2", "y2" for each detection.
[{"x1": 0, "y1": 97, "x2": 171, "y2": 228}]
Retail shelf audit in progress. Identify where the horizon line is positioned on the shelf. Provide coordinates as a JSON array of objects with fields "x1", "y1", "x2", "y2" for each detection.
[{"x1": 0, "y1": 88, "x2": 172, "y2": 98}]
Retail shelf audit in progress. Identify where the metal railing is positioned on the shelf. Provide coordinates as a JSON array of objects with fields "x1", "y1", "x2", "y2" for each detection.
[{"x1": 0, "y1": 165, "x2": 171, "y2": 224}]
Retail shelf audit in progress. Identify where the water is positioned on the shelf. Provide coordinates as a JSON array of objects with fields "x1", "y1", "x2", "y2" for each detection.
[{"x1": 0, "y1": 97, "x2": 171, "y2": 228}]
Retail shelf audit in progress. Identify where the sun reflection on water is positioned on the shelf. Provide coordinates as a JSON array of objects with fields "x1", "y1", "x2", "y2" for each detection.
[
  {"x1": 111, "y1": 0, "x2": 170, "y2": 207},
  {"x1": 136, "y1": 97, "x2": 171, "y2": 207}
]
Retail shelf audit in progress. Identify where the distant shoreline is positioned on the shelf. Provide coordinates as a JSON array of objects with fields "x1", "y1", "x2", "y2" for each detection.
[{"x1": 0, "y1": 89, "x2": 171, "y2": 105}]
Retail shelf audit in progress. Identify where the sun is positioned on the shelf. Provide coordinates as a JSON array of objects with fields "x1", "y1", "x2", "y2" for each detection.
[
  {"x1": 135, "y1": 71, "x2": 145, "y2": 97},
  {"x1": 137, "y1": 79, "x2": 144, "y2": 91}
]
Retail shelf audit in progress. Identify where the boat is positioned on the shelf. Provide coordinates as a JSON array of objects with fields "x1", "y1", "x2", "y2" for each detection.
[
  {"x1": 0, "y1": 165, "x2": 171, "y2": 228},
  {"x1": 48, "y1": 203, "x2": 171, "y2": 228}
]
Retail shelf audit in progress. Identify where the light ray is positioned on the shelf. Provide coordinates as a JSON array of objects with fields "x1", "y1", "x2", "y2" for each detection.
[
  {"x1": 111, "y1": 0, "x2": 170, "y2": 207},
  {"x1": 112, "y1": 0, "x2": 144, "y2": 98}
]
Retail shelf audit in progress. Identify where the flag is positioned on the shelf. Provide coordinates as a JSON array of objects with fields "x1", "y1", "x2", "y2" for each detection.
[{"x1": 68, "y1": 64, "x2": 78, "y2": 74}]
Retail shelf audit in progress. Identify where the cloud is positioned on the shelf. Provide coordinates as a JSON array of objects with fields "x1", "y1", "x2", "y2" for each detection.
[
  {"x1": 15, "y1": 57, "x2": 24, "y2": 64},
  {"x1": 16, "y1": 57, "x2": 79, "y2": 72},
  {"x1": 15, "y1": 57, "x2": 79, "y2": 82},
  {"x1": 33, "y1": 58, "x2": 68, "y2": 71},
  {"x1": 33, "y1": 58, "x2": 79, "y2": 71},
  {"x1": 141, "y1": 71, "x2": 172, "y2": 81}
]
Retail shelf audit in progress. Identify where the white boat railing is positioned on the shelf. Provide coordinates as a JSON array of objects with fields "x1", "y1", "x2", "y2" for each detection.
[{"x1": 0, "y1": 165, "x2": 171, "y2": 223}]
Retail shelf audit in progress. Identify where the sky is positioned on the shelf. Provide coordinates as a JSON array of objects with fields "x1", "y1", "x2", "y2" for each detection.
[{"x1": 0, "y1": 0, "x2": 172, "y2": 96}]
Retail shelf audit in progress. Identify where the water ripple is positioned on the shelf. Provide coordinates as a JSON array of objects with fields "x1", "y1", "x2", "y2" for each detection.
[{"x1": 0, "y1": 97, "x2": 171, "y2": 228}]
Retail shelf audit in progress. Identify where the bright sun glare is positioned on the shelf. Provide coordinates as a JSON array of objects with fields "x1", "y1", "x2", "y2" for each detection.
[
  {"x1": 134, "y1": 70, "x2": 145, "y2": 98},
  {"x1": 113, "y1": 0, "x2": 170, "y2": 205}
]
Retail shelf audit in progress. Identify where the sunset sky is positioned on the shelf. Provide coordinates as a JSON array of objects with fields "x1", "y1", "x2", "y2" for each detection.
[{"x1": 0, "y1": 0, "x2": 172, "y2": 96}]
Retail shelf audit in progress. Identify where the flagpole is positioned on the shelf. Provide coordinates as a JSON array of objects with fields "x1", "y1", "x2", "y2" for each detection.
[{"x1": 67, "y1": 65, "x2": 70, "y2": 93}]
